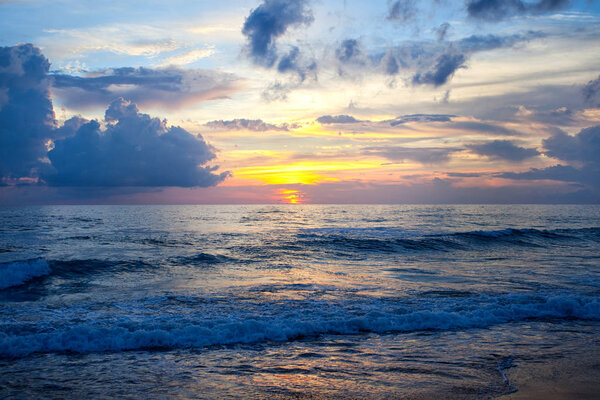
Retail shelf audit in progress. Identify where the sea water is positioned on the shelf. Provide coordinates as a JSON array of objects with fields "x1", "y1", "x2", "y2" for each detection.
[{"x1": 0, "y1": 205, "x2": 599, "y2": 398}]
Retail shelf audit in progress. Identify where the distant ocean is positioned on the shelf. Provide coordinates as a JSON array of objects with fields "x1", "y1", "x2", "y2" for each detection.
[{"x1": 1, "y1": 205, "x2": 599, "y2": 398}]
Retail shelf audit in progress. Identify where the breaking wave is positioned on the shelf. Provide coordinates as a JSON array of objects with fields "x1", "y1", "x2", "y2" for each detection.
[
  {"x1": 0, "y1": 259, "x2": 155, "y2": 290},
  {"x1": 1, "y1": 293, "x2": 598, "y2": 358},
  {"x1": 0, "y1": 259, "x2": 51, "y2": 289}
]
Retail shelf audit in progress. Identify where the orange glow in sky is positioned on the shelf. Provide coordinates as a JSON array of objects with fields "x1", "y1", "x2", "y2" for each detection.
[
  {"x1": 232, "y1": 161, "x2": 385, "y2": 185},
  {"x1": 278, "y1": 189, "x2": 303, "y2": 204}
]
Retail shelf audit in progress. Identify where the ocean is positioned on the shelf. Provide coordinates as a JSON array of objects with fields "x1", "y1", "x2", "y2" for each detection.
[{"x1": 0, "y1": 204, "x2": 599, "y2": 399}]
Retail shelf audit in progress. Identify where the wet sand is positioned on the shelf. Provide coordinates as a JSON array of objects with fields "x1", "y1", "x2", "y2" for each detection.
[{"x1": 502, "y1": 356, "x2": 600, "y2": 400}]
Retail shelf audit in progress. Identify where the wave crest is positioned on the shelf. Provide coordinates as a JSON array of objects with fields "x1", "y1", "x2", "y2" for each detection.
[
  {"x1": 0, "y1": 259, "x2": 51, "y2": 289},
  {"x1": 295, "y1": 227, "x2": 599, "y2": 253},
  {"x1": 1, "y1": 293, "x2": 598, "y2": 358}
]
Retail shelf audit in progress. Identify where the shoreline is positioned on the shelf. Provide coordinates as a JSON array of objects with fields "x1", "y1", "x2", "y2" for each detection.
[{"x1": 501, "y1": 356, "x2": 600, "y2": 400}]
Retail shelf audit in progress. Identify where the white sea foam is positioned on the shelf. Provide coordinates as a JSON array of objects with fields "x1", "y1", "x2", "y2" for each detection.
[
  {"x1": 0, "y1": 293, "x2": 598, "y2": 358},
  {"x1": 0, "y1": 259, "x2": 51, "y2": 289}
]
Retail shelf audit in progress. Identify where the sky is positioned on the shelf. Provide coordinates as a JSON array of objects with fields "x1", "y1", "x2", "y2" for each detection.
[{"x1": 1, "y1": 0, "x2": 600, "y2": 204}]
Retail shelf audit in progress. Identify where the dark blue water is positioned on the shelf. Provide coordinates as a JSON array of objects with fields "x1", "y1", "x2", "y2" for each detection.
[{"x1": 1, "y1": 205, "x2": 599, "y2": 398}]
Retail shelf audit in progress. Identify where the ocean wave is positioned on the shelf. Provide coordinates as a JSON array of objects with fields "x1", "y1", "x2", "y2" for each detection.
[
  {"x1": 49, "y1": 259, "x2": 152, "y2": 276},
  {"x1": 171, "y1": 252, "x2": 234, "y2": 266},
  {"x1": 295, "y1": 227, "x2": 599, "y2": 253},
  {"x1": 0, "y1": 259, "x2": 51, "y2": 289},
  {"x1": 0, "y1": 259, "x2": 153, "y2": 290},
  {"x1": 448, "y1": 228, "x2": 575, "y2": 240},
  {"x1": 1, "y1": 293, "x2": 598, "y2": 358}
]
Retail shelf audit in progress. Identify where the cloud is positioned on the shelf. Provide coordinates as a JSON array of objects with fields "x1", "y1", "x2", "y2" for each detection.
[
  {"x1": 457, "y1": 31, "x2": 545, "y2": 52},
  {"x1": 445, "y1": 83, "x2": 586, "y2": 123},
  {"x1": 363, "y1": 146, "x2": 460, "y2": 164},
  {"x1": 205, "y1": 118, "x2": 293, "y2": 131},
  {"x1": 1, "y1": 44, "x2": 228, "y2": 189},
  {"x1": 434, "y1": 23, "x2": 451, "y2": 42},
  {"x1": 583, "y1": 75, "x2": 600, "y2": 107},
  {"x1": 160, "y1": 47, "x2": 216, "y2": 66},
  {"x1": 499, "y1": 164, "x2": 600, "y2": 189},
  {"x1": 336, "y1": 39, "x2": 363, "y2": 64},
  {"x1": 446, "y1": 172, "x2": 486, "y2": 177},
  {"x1": 276, "y1": 46, "x2": 317, "y2": 81},
  {"x1": 385, "y1": 54, "x2": 400, "y2": 75},
  {"x1": 242, "y1": 0, "x2": 314, "y2": 67},
  {"x1": 52, "y1": 67, "x2": 241, "y2": 110},
  {"x1": 500, "y1": 164, "x2": 584, "y2": 181},
  {"x1": 335, "y1": 39, "x2": 372, "y2": 77},
  {"x1": 450, "y1": 121, "x2": 520, "y2": 136},
  {"x1": 387, "y1": 0, "x2": 417, "y2": 22},
  {"x1": 467, "y1": 140, "x2": 540, "y2": 161},
  {"x1": 300, "y1": 178, "x2": 598, "y2": 204},
  {"x1": 389, "y1": 114, "x2": 454, "y2": 126},
  {"x1": 542, "y1": 125, "x2": 600, "y2": 164},
  {"x1": 0, "y1": 44, "x2": 55, "y2": 180},
  {"x1": 262, "y1": 80, "x2": 294, "y2": 101},
  {"x1": 317, "y1": 115, "x2": 362, "y2": 124},
  {"x1": 43, "y1": 24, "x2": 181, "y2": 59},
  {"x1": 412, "y1": 52, "x2": 466, "y2": 86},
  {"x1": 516, "y1": 106, "x2": 578, "y2": 126},
  {"x1": 53, "y1": 116, "x2": 88, "y2": 139},
  {"x1": 466, "y1": 0, "x2": 571, "y2": 21},
  {"x1": 382, "y1": 30, "x2": 543, "y2": 86},
  {"x1": 499, "y1": 126, "x2": 600, "y2": 188},
  {"x1": 43, "y1": 98, "x2": 228, "y2": 187}
]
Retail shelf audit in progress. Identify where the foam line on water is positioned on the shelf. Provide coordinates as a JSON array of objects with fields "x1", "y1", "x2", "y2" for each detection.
[{"x1": 1, "y1": 293, "x2": 598, "y2": 358}]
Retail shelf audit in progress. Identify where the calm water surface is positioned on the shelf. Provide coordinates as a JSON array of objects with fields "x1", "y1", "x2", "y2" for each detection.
[{"x1": 0, "y1": 205, "x2": 599, "y2": 398}]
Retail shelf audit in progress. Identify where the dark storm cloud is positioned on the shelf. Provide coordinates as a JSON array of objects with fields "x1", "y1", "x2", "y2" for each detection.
[
  {"x1": 242, "y1": 0, "x2": 314, "y2": 67},
  {"x1": 387, "y1": 0, "x2": 417, "y2": 22},
  {"x1": 44, "y1": 98, "x2": 228, "y2": 187},
  {"x1": 0, "y1": 44, "x2": 55, "y2": 180},
  {"x1": 467, "y1": 140, "x2": 540, "y2": 161},
  {"x1": 389, "y1": 114, "x2": 455, "y2": 126},
  {"x1": 317, "y1": 115, "x2": 362, "y2": 124},
  {"x1": 205, "y1": 119, "x2": 293, "y2": 131},
  {"x1": 363, "y1": 146, "x2": 460, "y2": 164},
  {"x1": 466, "y1": 0, "x2": 571, "y2": 21},
  {"x1": 499, "y1": 126, "x2": 600, "y2": 188},
  {"x1": 412, "y1": 52, "x2": 466, "y2": 86},
  {"x1": 52, "y1": 67, "x2": 240, "y2": 110},
  {"x1": 583, "y1": 75, "x2": 600, "y2": 107}
]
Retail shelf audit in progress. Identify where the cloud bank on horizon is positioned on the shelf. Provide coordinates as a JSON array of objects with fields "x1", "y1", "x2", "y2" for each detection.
[
  {"x1": 1, "y1": 0, "x2": 600, "y2": 204},
  {"x1": 0, "y1": 44, "x2": 227, "y2": 189}
]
